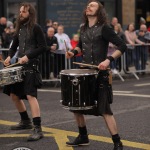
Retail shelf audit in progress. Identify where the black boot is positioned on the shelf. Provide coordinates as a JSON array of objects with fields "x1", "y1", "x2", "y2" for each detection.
[
  {"x1": 113, "y1": 142, "x2": 123, "y2": 150},
  {"x1": 66, "y1": 134, "x2": 89, "y2": 146},
  {"x1": 10, "y1": 119, "x2": 33, "y2": 130},
  {"x1": 27, "y1": 125, "x2": 44, "y2": 141}
]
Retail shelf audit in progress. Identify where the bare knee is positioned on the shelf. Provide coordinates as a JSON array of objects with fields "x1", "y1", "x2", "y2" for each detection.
[
  {"x1": 27, "y1": 95, "x2": 37, "y2": 101},
  {"x1": 74, "y1": 113, "x2": 82, "y2": 117},
  {"x1": 10, "y1": 93, "x2": 20, "y2": 102}
]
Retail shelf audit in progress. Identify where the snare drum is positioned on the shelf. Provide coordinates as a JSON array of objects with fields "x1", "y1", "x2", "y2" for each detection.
[
  {"x1": 0, "y1": 66, "x2": 23, "y2": 86},
  {"x1": 60, "y1": 69, "x2": 98, "y2": 110}
]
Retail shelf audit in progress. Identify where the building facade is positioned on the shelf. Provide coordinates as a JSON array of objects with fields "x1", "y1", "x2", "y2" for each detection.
[{"x1": 0, "y1": 0, "x2": 150, "y2": 36}]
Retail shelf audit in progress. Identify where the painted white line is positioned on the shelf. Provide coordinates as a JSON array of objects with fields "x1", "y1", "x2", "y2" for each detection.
[
  {"x1": 38, "y1": 89, "x2": 60, "y2": 92},
  {"x1": 38, "y1": 89, "x2": 133, "y2": 94},
  {"x1": 113, "y1": 91, "x2": 133, "y2": 93},
  {"x1": 134, "y1": 83, "x2": 150, "y2": 87},
  {"x1": 114, "y1": 93, "x2": 150, "y2": 98},
  {"x1": 38, "y1": 89, "x2": 150, "y2": 98}
]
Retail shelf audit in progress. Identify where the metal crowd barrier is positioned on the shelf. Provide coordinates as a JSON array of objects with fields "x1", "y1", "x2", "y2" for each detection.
[
  {"x1": 0, "y1": 44, "x2": 150, "y2": 83},
  {"x1": 121, "y1": 43, "x2": 150, "y2": 80}
]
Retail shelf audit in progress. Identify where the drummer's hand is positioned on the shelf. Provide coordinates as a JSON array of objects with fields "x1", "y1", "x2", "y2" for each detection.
[
  {"x1": 66, "y1": 51, "x2": 74, "y2": 59},
  {"x1": 18, "y1": 55, "x2": 29, "y2": 64},
  {"x1": 98, "y1": 59, "x2": 110, "y2": 70},
  {"x1": 4, "y1": 56, "x2": 11, "y2": 66}
]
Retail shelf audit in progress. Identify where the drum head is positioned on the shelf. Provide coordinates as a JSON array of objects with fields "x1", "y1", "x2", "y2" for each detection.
[
  {"x1": 60, "y1": 69, "x2": 98, "y2": 76},
  {"x1": 0, "y1": 66, "x2": 22, "y2": 72}
]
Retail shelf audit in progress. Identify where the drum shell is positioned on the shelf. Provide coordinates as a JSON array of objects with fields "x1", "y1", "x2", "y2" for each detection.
[
  {"x1": 0, "y1": 67, "x2": 23, "y2": 86},
  {"x1": 60, "y1": 69, "x2": 98, "y2": 110}
]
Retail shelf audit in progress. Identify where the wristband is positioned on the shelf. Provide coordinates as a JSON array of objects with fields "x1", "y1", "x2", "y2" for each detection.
[
  {"x1": 106, "y1": 56, "x2": 115, "y2": 62},
  {"x1": 72, "y1": 49, "x2": 78, "y2": 56}
]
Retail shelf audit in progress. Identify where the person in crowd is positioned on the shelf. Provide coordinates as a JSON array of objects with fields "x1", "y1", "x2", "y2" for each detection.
[
  {"x1": 71, "y1": 34, "x2": 82, "y2": 68},
  {"x1": 124, "y1": 23, "x2": 144, "y2": 71},
  {"x1": 110, "y1": 17, "x2": 118, "y2": 29},
  {"x1": 0, "y1": 35, "x2": 3, "y2": 69},
  {"x1": 135, "y1": 24, "x2": 150, "y2": 74},
  {"x1": 139, "y1": 17, "x2": 146, "y2": 26},
  {"x1": 114, "y1": 23, "x2": 126, "y2": 72},
  {"x1": 52, "y1": 21, "x2": 59, "y2": 34},
  {"x1": 107, "y1": 42, "x2": 118, "y2": 74},
  {"x1": 54, "y1": 25, "x2": 72, "y2": 78},
  {"x1": 43, "y1": 19, "x2": 53, "y2": 34},
  {"x1": 2, "y1": 26, "x2": 14, "y2": 48},
  {"x1": 0, "y1": 17, "x2": 7, "y2": 36},
  {"x1": 0, "y1": 17, "x2": 7, "y2": 47},
  {"x1": 65, "y1": 0, "x2": 127, "y2": 149},
  {"x1": 44, "y1": 27, "x2": 58, "y2": 79},
  {"x1": 3, "y1": 2, "x2": 47, "y2": 141}
]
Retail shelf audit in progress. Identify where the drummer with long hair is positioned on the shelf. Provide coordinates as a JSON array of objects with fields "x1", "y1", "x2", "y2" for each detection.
[
  {"x1": 66, "y1": 0, "x2": 127, "y2": 149},
  {"x1": 3, "y1": 2, "x2": 46, "y2": 141}
]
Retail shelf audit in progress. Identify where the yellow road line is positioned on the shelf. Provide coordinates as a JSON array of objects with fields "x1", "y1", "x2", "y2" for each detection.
[
  {"x1": 0, "y1": 120, "x2": 150, "y2": 150},
  {"x1": 0, "y1": 134, "x2": 54, "y2": 138},
  {"x1": 53, "y1": 134, "x2": 73, "y2": 150}
]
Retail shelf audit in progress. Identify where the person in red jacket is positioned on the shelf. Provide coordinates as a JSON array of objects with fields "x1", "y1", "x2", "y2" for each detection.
[{"x1": 71, "y1": 34, "x2": 82, "y2": 68}]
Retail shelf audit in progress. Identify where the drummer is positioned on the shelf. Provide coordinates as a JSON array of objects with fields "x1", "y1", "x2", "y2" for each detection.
[
  {"x1": 66, "y1": 0, "x2": 127, "y2": 149},
  {"x1": 3, "y1": 3, "x2": 46, "y2": 141}
]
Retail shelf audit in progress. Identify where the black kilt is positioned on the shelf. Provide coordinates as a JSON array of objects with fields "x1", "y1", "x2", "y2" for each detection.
[
  {"x1": 3, "y1": 60, "x2": 42, "y2": 100},
  {"x1": 71, "y1": 70, "x2": 113, "y2": 116}
]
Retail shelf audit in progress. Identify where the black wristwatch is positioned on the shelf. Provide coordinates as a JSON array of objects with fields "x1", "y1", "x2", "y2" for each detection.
[
  {"x1": 72, "y1": 49, "x2": 78, "y2": 56},
  {"x1": 106, "y1": 56, "x2": 115, "y2": 62}
]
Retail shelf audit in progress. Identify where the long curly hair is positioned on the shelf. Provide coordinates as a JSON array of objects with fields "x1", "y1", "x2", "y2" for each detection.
[
  {"x1": 15, "y1": 2, "x2": 36, "y2": 35},
  {"x1": 81, "y1": 0, "x2": 108, "y2": 31}
]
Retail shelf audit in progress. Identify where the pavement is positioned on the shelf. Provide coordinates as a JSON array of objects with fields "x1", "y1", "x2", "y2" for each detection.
[{"x1": 0, "y1": 75, "x2": 150, "y2": 150}]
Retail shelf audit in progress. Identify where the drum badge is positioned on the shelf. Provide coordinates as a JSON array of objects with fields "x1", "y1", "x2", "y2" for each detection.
[{"x1": 72, "y1": 78, "x2": 79, "y2": 86}]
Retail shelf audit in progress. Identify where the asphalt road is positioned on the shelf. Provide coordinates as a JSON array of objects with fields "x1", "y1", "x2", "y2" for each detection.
[{"x1": 0, "y1": 75, "x2": 150, "y2": 150}]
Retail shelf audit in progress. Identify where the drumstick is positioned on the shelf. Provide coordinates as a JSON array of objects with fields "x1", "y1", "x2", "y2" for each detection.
[
  {"x1": 73, "y1": 62, "x2": 110, "y2": 70},
  {"x1": 4, "y1": 62, "x2": 20, "y2": 69},
  {"x1": 73, "y1": 62, "x2": 98, "y2": 68},
  {"x1": 64, "y1": 40, "x2": 69, "y2": 52}
]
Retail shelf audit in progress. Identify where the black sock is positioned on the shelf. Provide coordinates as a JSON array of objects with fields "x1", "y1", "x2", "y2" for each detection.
[
  {"x1": 112, "y1": 134, "x2": 121, "y2": 143},
  {"x1": 19, "y1": 111, "x2": 29, "y2": 120},
  {"x1": 33, "y1": 117, "x2": 41, "y2": 126},
  {"x1": 78, "y1": 126, "x2": 87, "y2": 136}
]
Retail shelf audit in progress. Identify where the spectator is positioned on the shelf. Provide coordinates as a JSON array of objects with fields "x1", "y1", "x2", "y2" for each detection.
[
  {"x1": 71, "y1": 34, "x2": 82, "y2": 68},
  {"x1": 2, "y1": 27, "x2": 14, "y2": 48},
  {"x1": 125, "y1": 23, "x2": 144, "y2": 71},
  {"x1": 44, "y1": 27, "x2": 58, "y2": 79},
  {"x1": 0, "y1": 17, "x2": 7, "y2": 36},
  {"x1": 43, "y1": 19, "x2": 53, "y2": 34},
  {"x1": 135, "y1": 24, "x2": 150, "y2": 74},
  {"x1": 114, "y1": 23, "x2": 126, "y2": 71},
  {"x1": 107, "y1": 42, "x2": 118, "y2": 74},
  {"x1": 110, "y1": 17, "x2": 118, "y2": 29},
  {"x1": 0, "y1": 36, "x2": 3, "y2": 69},
  {"x1": 139, "y1": 17, "x2": 146, "y2": 26},
  {"x1": 52, "y1": 21, "x2": 59, "y2": 34},
  {"x1": 54, "y1": 25, "x2": 72, "y2": 78},
  {"x1": 0, "y1": 17, "x2": 7, "y2": 47}
]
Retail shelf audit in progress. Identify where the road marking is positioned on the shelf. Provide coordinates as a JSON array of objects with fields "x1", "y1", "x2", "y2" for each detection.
[
  {"x1": 114, "y1": 93, "x2": 150, "y2": 98},
  {"x1": 38, "y1": 89, "x2": 150, "y2": 98},
  {"x1": 38, "y1": 89, "x2": 134, "y2": 94},
  {"x1": 38, "y1": 89, "x2": 61, "y2": 93},
  {"x1": 113, "y1": 91, "x2": 133, "y2": 93},
  {"x1": 0, "y1": 120, "x2": 150, "y2": 150},
  {"x1": 134, "y1": 83, "x2": 150, "y2": 87}
]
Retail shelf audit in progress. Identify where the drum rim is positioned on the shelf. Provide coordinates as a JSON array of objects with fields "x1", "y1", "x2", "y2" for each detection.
[
  {"x1": 60, "y1": 69, "x2": 98, "y2": 76},
  {"x1": 0, "y1": 66, "x2": 22, "y2": 72}
]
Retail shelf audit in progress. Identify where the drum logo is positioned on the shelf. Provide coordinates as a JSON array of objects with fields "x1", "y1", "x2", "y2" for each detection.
[
  {"x1": 12, "y1": 147, "x2": 32, "y2": 150},
  {"x1": 72, "y1": 78, "x2": 79, "y2": 86}
]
